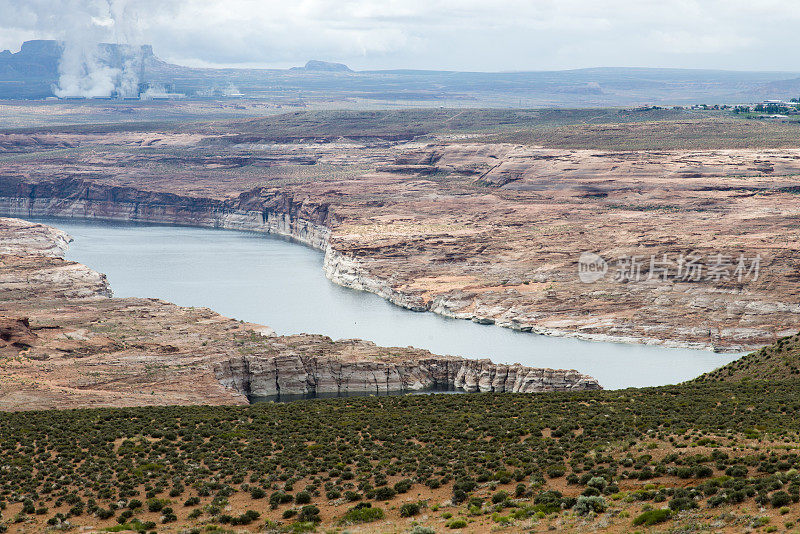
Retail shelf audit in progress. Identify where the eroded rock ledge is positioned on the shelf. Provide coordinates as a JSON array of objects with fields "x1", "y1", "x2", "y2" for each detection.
[{"x1": 215, "y1": 350, "x2": 600, "y2": 398}]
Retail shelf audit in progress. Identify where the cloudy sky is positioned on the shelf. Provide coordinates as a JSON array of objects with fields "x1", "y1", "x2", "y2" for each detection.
[{"x1": 1, "y1": 0, "x2": 799, "y2": 72}]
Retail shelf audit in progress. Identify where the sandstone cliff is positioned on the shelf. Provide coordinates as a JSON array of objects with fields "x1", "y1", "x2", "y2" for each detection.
[
  {"x1": 0, "y1": 177, "x2": 331, "y2": 249},
  {"x1": 0, "y1": 217, "x2": 112, "y2": 301},
  {"x1": 214, "y1": 348, "x2": 599, "y2": 399}
]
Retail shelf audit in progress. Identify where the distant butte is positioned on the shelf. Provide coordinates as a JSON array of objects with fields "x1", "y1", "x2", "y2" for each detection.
[{"x1": 294, "y1": 59, "x2": 353, "y2": 72}]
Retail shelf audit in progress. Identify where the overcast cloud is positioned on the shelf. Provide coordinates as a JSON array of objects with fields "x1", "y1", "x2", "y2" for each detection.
[{"x1": 1, "y1": 0, "x2": 799, "y2": 72}]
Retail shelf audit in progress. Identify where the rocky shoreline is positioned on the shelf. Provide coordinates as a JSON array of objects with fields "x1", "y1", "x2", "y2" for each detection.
[
  {"x1": 0, "y1": 216, "x2": 600, "y2": 410},
  {"x1": 0, "y1": 176, "x2": 745, "y2": 352}
]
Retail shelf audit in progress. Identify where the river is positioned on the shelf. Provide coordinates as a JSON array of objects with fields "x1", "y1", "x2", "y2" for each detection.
[{"x1": 31, "y1": 217, "x2": 739, "y2": 389}]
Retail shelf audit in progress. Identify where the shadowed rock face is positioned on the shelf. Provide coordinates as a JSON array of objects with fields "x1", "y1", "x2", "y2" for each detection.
[
  {"x1": 0, "y1": 317, "x2": 36, "y2": 353},
  {"x1": 214, "y1": 352, "x2": 600, "y2": 399}
]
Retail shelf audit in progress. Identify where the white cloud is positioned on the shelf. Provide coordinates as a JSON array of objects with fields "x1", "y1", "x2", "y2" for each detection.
[
  {"x1": 651, "y1": 30, "x2": 755, "y2": 55},
  {"x1": 1, "y1": 0, "x2": 800, "y2": 71}
]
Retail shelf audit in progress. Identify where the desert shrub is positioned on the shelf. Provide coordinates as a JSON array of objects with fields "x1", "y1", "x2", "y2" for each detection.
[
  {"x1": 668, "y1": 497, "x2": 697, "y2": 511},
  {"x1": 771, "y1": 491, "x2": 792, "y2": 508},
  {"x1": 400, "y1": 502, "x2": 421, "y2": 517},
  {"x1": 298, "y1": 505, "x2": 321, "y2": 523},
  {"x1": 96, "y1": 508, "x2": 114, "y2": 520},
  {"x1": 546, "y1": 466, "x2": 566, "y2": 478},
  {"x1": 726, "y1": 465, "x2": 748, "y2": 478},
  {"x1": 587, "y1": 476, "x2": 607, "y2": 490},
  {"x1": 533, "y1": 490, "x2": 563, "y2": 513},
  {"x1": 394, "y1": 479, "x2": 413, "y2": 494},
  {"x1": 491, "y1": 491, "x2": 509, "y2": 504},
  {"x1": 344, "y1": 491, "x2": 361, "y2": 502},
  {"x1": 341, "y1": 503, "x2": 384, "y2": 524},
  {"x1": 373, "y1": 487, "x2": 396, "y2": 501},
  {"x1": 270, "y1": 491, "x2": 293, "y2": 508},
  {"x1": 695, "y1": 465, "x2": 714, "y2": 478},
  {"x1": 146, "y1": 498, "x2": 166, "y2": 512},
  {"x1": 574, "y1": 496, "x2": 607, "y2": 515},
  {"x1": 633, "y1": 508, "x2": 672, "y2": 526}
]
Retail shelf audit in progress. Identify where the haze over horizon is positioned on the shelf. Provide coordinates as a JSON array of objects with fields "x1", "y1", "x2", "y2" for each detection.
[{"x1": 1, "y1": 0, "x2": 799, "y2": 73}]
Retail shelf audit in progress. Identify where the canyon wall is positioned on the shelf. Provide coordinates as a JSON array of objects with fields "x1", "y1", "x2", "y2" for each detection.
[
  {"x1": 3, "y1": 170, "x2": 786, "y2": 352},
  {"x1": 0, "y1": 177, "x2": 498, "y2": 321},
  {"x1": 214, "y1": 353, "x2": 601, "y2": 398},
  {"x1": 0, "y1": 177, "x2": 331, "y2": 249},
  {"x1": 0, "y1": 177, "x2": 426, "y2": 318}
]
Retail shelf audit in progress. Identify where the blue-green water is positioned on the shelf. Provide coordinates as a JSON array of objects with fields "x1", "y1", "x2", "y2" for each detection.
[{"x1": 30, "y1": 217, "x2": 739, "y2": 390}]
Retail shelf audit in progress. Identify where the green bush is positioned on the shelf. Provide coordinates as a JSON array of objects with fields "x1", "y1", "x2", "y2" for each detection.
[
  {"x1": 96, "y1": 508, "x2": 114, "y2": 520},
  {"x1": 491, "y1": 491, "x2": 509, "y2": 504},
  {"x1": 146, "y1": 498, "x2": 165, "y2": 513},
  {"x1": 341, "y1": 503, "x2": 384, "y2": 524},
  {"x1": 668, "y1": 497, "x2": 697, "y2": 511},
  {"x1": 546, "y1": 467, "x2": 566, "y2": 479},
  {"x1": 399, "y1": 502, "x2": 421, "y2": 517},
  {"x1": 771, "y1": 491, "x2": 792, "y2": 508},
  {"x1": 574, "y1": 496, "x2": 607, "y2": 515},
  {"x1": 632, "y1": 508, "x2": 671, "y2": 526},
  {"x1": 344, "y1": 491, "x2": 361, "y2": 502},
  {"x1": 373, "y1": 487, "x2": 396, "y2": 501},
  {"x1": 394, "y1": 479, "x2": 413, "y2": 494},
  {"x1": 298, "y1": 505, "x2": 321, "y2": 523},
  {"x1": 587, "y1": 477, "x2": 608, "y2": 490}
]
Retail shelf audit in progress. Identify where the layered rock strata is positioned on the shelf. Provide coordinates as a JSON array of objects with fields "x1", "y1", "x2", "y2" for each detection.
[
  {"x1": 215, "y1": 351, "x2": 599, "y2": 399},
  {"x1": 2, "y1": 130, "x2": 798, "y2": 352}
]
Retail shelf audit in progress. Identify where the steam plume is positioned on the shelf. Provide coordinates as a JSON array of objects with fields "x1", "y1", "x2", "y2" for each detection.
[{"x1": 0, "y1": 0, "x2": 167, "y2": 98}]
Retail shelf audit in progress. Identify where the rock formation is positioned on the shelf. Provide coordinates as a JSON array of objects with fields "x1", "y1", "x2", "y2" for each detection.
[
  {"x1": 1, "y1": 122, "x2": 797, "y2": 353},
  {"x1": 0, "y1": 317, "x2": 37, "y2": 353},
  {"x1": 215, "y1": 348, "x2": 599, "y2": 399}
]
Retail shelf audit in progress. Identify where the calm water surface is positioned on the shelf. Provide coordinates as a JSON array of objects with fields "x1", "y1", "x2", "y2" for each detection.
[{"x1": 31, "y1": 217, "x2": 739, "y2": 389}]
